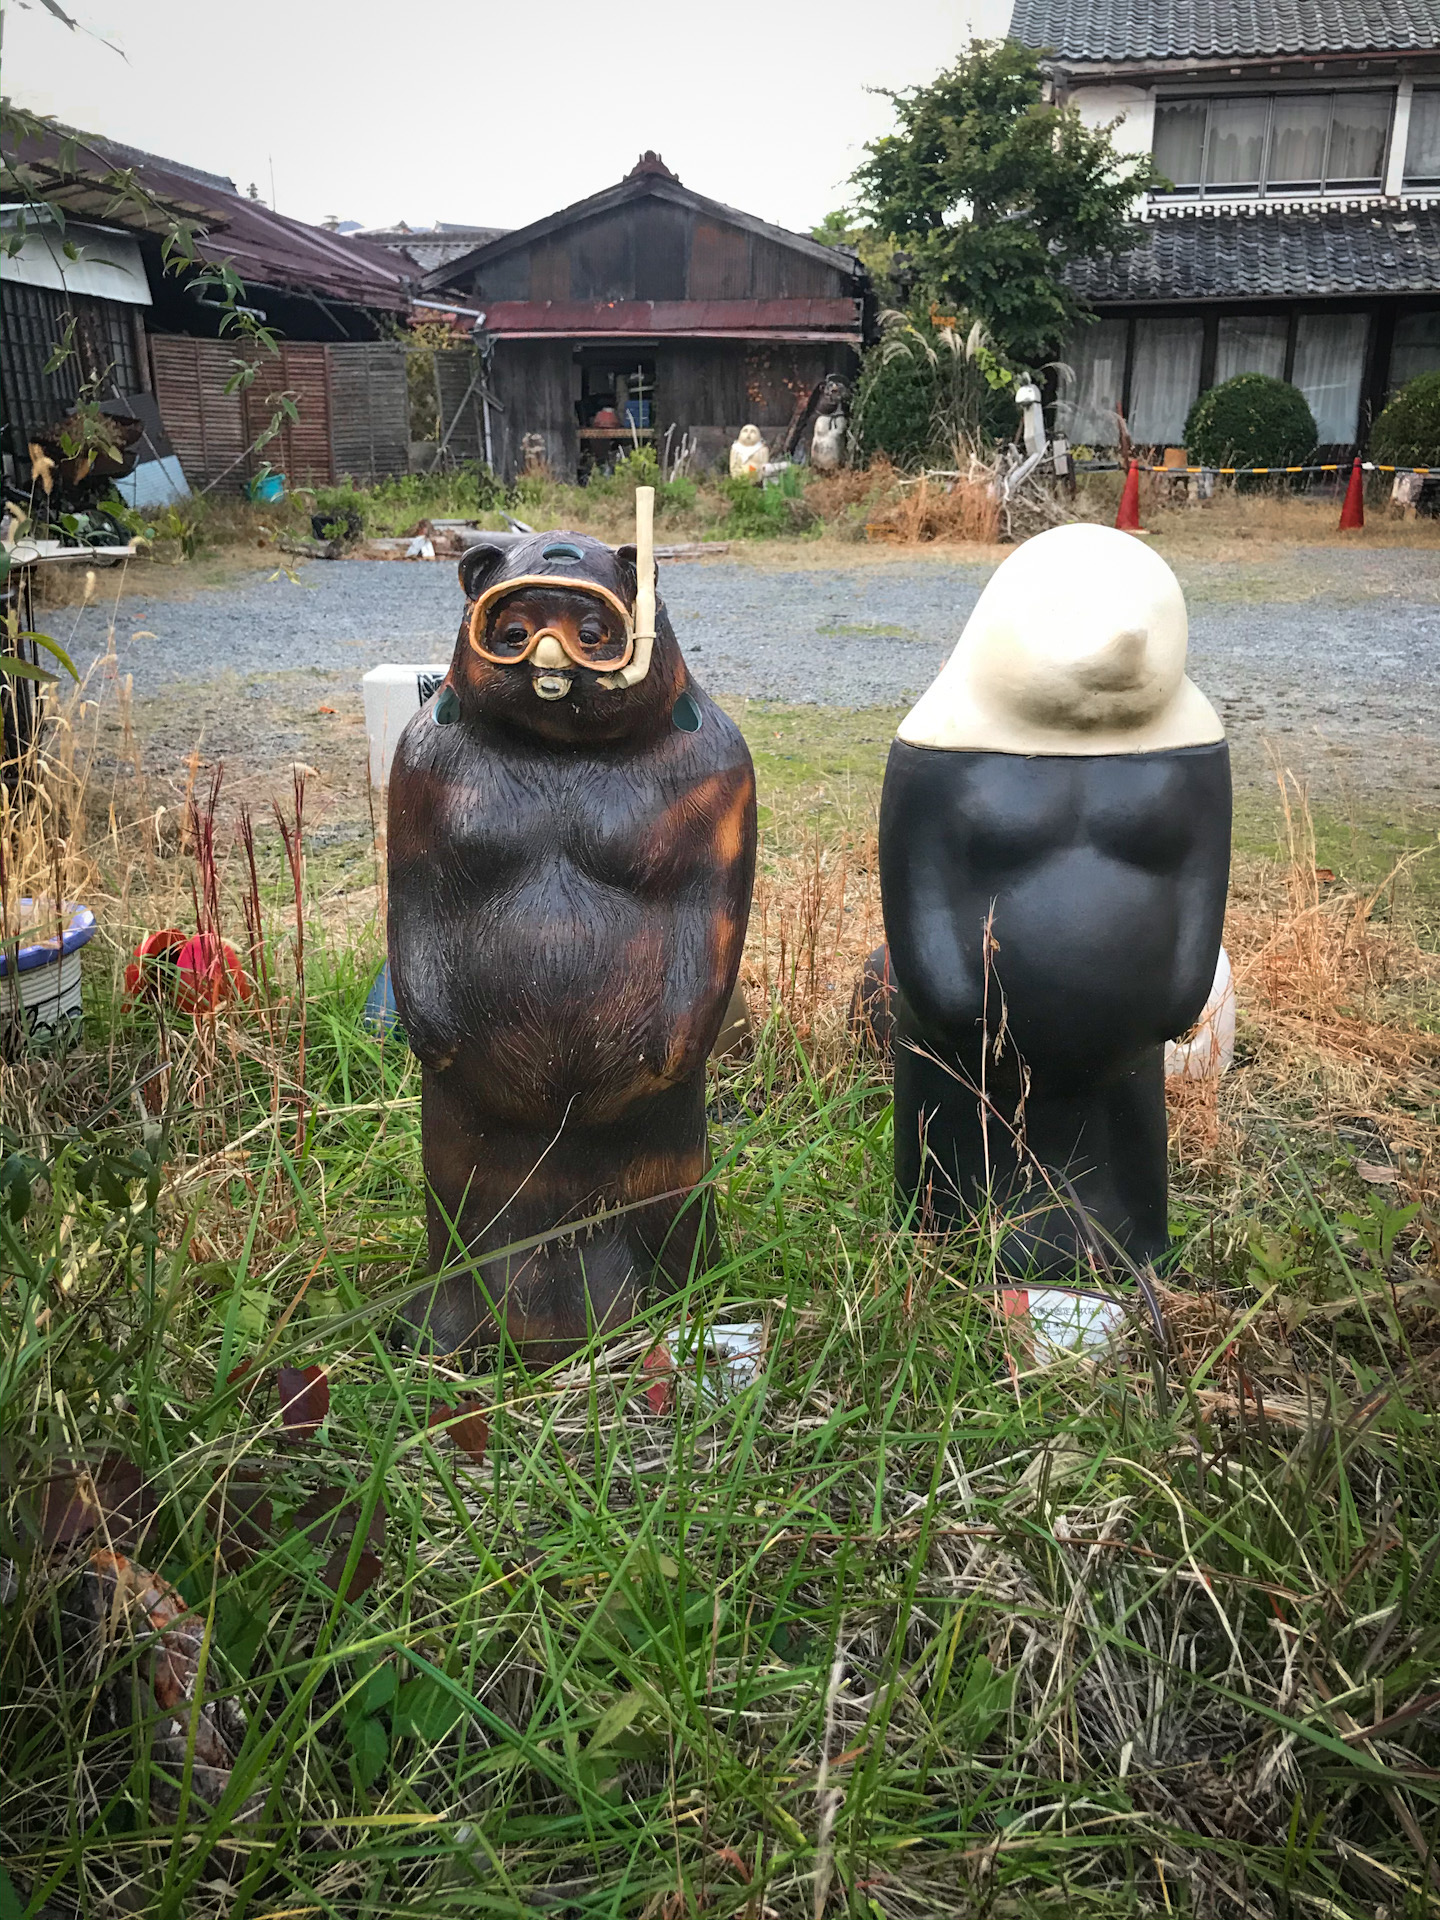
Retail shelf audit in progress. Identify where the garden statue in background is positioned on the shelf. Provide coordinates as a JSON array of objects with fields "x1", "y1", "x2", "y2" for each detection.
[
  {"x1": 878, "y1": 523, "x2": 1231, "y2": 1273},
  {"x1": 810, "y1": 406, "x2": 847, "y2": 472},
  {"x1": 387, "y1": 490, "x2": 757, "y2": 1360},
  {"x1": 729, "y1": 424, "x2": 769, "y2": 479}
]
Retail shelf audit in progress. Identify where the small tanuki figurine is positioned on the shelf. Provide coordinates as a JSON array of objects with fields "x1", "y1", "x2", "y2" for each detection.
[
  {"x1": 810, "y1": 407, "x2": 847, "y2": 473},
  {"x1": 878, "y1": 523, "x2": 1231, "y2": 1273},
  {"x1": 729, "y1": 424, "x2": 769, "y2": 479},
  {"x1": 387, "y1": 489, "x2": 757, "y2": 1358}
]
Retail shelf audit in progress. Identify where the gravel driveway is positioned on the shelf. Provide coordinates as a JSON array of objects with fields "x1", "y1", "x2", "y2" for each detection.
[{"x1": 67, "y1": 546, "x2": 1440, "y2": 806}]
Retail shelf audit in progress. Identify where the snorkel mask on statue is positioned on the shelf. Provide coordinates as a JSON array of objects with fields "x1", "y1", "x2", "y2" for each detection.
[{"x1": 464, "y1": 487, "x2": 658, "y2": 702}]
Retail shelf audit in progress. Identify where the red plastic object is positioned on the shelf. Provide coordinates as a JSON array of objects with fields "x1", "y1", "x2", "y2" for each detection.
[
  {"x1": 1114, "y1": 460, "x2": 1145, "y2": 532},
  {"x1": 122, "y1": 928, "x2": 187, "y2": 1006},
  {"x1": 175, "y1": 933, "x2": 252, "y2": 1014},
  {"x1": 1338, "y1": 455, "x2": 1365, "y2": 530}
]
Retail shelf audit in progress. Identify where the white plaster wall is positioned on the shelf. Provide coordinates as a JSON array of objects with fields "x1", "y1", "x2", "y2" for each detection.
[{"x1": 1069, "y1": 84, "x2": 1156, "y2": 163}]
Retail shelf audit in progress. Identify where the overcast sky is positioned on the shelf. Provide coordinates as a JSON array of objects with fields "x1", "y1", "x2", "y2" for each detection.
[{"x1": 7, "y1": 0, "x2": 1012, "y2": 236}]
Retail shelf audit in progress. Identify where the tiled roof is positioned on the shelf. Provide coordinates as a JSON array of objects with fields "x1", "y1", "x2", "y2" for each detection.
[
  {"x1": 1008, "y1": 0, "x2": 1440, "y2": 60},
  {"x1": 1066, "y1": 201, "x2": 1440, "y2": 299}
]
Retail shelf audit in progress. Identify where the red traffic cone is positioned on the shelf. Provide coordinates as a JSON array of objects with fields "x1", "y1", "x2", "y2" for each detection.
[
  {"x1": 1338, "y1": 455, "x2": 1365, "y2": 530},
  {"x1": 1114, "y1": 459, "x2": 1146, "y2": 533}
]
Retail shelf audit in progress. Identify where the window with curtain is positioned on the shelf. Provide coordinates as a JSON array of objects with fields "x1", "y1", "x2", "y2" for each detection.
[
  {"x1": 1215, "y1": 315, "x2": 1289, "y2": 383},
  {"x1": 1152, "y1": 91, "x2": 1393, "y2": 194},
  {"x1": 1405, "y1": 91, "x2": 1440, "y2": 182},
  {"x1": 1128, "y1": 317, "x2": 1204, "y2": 444},
  {"x1": 1057, "y1": 318, "x2": 1127, "y2": 445},
  {"x1": 1389, "y1": 311, "x2": 1440, "y2": 391},
  {"x1": 1292, "y1": 313, "x2": 1368, "y2": 442}
]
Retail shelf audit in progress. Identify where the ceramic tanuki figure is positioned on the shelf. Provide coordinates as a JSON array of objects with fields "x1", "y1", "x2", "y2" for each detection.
[
  {"x1": 878, "y1": 523, "x2": 1231, "y2": 1273},
  {"x1": 729, "y1": 425, "x2": 769, "y2": 479},
  {"x1": 387, "y1": 489, "x2": 756, "y2": 1359}
]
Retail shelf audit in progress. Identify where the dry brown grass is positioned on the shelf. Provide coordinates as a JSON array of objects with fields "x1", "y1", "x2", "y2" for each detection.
[{"x1": 866, "y1": 470, "x2": 1002, "y2": 545}]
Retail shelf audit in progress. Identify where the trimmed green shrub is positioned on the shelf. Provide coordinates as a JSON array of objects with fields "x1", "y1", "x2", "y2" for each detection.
[
  {"x1": 1371, "y1": 370, "x2": 1440, "y2": 467},
  {"x1": 1183, "y1": 373, "x2": 1318, "y2": 471}
]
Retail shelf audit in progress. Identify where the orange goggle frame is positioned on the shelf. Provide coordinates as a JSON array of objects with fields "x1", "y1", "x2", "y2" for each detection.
[{"x1": 467, "y1": 575, "x2": 636, "y2": 671}]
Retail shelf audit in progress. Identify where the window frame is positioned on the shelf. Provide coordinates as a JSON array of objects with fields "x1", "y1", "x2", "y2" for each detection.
[
  {"x1": 1151, "y1": 87, "x2": 1394, "y2": 198},
  {"x1": 1403, "y1": 87, "x2": 1440, "y2": 186}
]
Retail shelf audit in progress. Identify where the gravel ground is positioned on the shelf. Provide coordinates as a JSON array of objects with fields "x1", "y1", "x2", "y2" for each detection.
[{"x1": 64, "y1": 547, "x2": 1440, "y2": 805}]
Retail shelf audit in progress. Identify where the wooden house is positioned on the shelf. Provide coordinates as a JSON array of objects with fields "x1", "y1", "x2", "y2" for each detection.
[
  {"x1": 1009, "y1": 0, "x2": 1440, "y2": 453},
  {"x1": 423, "y1": 155, "x2": 867, "y2": 479}
]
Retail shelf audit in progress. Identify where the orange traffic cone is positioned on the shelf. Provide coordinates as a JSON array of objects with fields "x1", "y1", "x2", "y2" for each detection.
[
  {"x1": 1338, "y1": 455, "x2": 1365, "y2": 530},
  {"x1": 1114, "y1": 459, "x2": 1146, "y2": 533}
]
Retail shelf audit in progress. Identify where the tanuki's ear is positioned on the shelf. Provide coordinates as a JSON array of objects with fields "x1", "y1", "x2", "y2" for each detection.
[
  {"x1": 458, "y1": 541, "x2": 508, "y2": 601},
  {"x1": 614, "y1": 543, "x2": 644, "y2": 599}
]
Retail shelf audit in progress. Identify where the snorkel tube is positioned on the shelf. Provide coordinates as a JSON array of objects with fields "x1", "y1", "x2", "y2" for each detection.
[{"x1": 598, "y1": 484, "x2": 656, "y2": 690}]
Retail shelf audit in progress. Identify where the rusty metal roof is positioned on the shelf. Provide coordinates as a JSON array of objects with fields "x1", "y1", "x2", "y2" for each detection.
[
  {"x1": 480, "y1": 298, "x2": 861, "y2": 340},
  {"x1": 5, "y1": 121, "x2": 414, "y2": 312}
]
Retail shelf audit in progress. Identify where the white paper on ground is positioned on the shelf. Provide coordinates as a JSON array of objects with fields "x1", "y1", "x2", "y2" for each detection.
[
  {"x1": 664, "y1": 1320, "x2": 764, "y2": 1396},
  {"x1": 1013, "y1": 1289, "x2": 1127, "y2": 1363}
]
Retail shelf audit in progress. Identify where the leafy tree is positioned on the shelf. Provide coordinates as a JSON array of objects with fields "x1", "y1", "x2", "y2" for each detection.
[{"x1": 852, "y1": 40, "x2": 1156, "y2": 365}]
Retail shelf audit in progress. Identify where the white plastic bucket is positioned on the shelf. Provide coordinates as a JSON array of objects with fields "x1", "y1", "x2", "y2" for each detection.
[{"x1": 0, "y1": 901, "x2": 97, "y2": 1037}]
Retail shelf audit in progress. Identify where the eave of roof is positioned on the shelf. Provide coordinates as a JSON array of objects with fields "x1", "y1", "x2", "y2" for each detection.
[
  {"x1": 1008, "y1": 0, "x2": 1440, "y2": 63},
  {"x1": 1065, "y1": 199, "x2": 1440, "y2": 302},
  {"x1": 422, "y1": 174, "x2": 859, "y2": 292},
  {"x1": 4, "y1": 121, "x2": 415, "y2": 312},
  {"x1": 479, "y1": 297, "x2": 860, "y2": 337}
]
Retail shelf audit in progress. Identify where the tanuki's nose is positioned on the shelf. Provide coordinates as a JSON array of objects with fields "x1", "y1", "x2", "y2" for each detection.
[{"x1": 531, "y1": 632, "x2": 568, "y2": 668}]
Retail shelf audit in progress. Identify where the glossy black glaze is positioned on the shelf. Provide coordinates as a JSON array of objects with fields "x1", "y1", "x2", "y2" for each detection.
[
  {"x1": 387, "y1": 530, "x2": 757, "y2": 1360},
  {"x1": 879, "y1": 739, "x2": 1231, "y2": 1271}
]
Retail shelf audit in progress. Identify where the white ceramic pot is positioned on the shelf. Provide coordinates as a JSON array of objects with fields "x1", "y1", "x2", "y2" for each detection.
[{"x1": 0, "y1": 901, "x2": 97, "y2": 1037}]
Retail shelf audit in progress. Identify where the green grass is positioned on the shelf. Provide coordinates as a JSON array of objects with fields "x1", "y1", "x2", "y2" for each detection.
[{"x1": 3, "y1": 920, "x2": 1439, "y2": 1919}]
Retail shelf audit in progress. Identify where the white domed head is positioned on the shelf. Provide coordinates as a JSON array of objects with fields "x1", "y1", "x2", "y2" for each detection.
[
  {"x1": 737, "y1": 424, "x2": 762, "y2": 448},
  {"x1": 899, "y1": 524, "x2": 1223, "y2": 755}
]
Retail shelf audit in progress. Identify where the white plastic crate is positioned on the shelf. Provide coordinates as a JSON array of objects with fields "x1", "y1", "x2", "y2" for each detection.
[{"x1": 362, "y1": 663, "x2": 448, "y2": 789}]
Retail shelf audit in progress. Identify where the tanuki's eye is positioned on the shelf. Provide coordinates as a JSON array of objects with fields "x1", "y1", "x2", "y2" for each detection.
[
  {"x1": 488, "y1": 620, "x2": 530, "y2": 658},
  {"x1": 578, "y1": 624, "x2": 604, "y2": 647}
]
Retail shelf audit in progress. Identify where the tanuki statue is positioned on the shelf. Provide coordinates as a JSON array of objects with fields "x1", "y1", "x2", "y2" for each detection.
[{"x1": 388, "y1": 489, "x2": 756, "y2": 1359}]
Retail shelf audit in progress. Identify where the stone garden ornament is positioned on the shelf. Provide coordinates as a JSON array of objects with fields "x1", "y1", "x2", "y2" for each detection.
[
  {"x1": 729, "y1": 424, "x2": 769, "y2": 479},
  {"x1": 878, "y1": 523, "x2": 1231, "y2": 1272},
  {"x1": 810, "y1": 408, "x2": 847, "y2": 472},
  {"x1": 388, "y1": 488, "x2": 757, "y2": 1359}
]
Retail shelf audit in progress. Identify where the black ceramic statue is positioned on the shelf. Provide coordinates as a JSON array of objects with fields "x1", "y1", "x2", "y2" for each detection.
[
  {"x1": 878, "y1": 523, "x2": 1230, "y2": 1272},
  {"x1": 387, "y1": 489, "x2": 757, "y2": 1359}
]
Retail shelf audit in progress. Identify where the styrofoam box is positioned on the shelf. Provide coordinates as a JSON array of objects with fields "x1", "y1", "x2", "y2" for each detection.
[{"x1": 362, "y1": 664, "x2": 448, "y2": 789}]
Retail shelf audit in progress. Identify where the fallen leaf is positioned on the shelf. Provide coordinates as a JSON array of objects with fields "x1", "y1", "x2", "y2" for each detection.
[
  {"x1": 1315, "y1": 867, "x2": 1336, "y2": 884},
  {"x1": 1358, "y1": 1160, "x2": 1398, "y2": 1185},
  {"x1": 209, "y1": 1470, "x2": 274, "y2": 1570},
  {"x1": 278, "y1": 1364, "x2": 329, "y2": 1435},
  {"x1": 318, "y1": 705, "x2": 336, "y2": 714},
  {"x1": 79, "y1": 1550, "x2": 258, "y2": 1816},
  {"x1": 293, "y1": 1485, "x2": 385, "y2": 1599},
  {"x1": 642, "y1": 1345, "x2": 674, "y2": 1415},
  {"x1": 39, "y1": 1456, "x2": 148, "y2": 1549},
  {"x1": 428, "y1": 1398, "x2": 489, "y2": 1464}
]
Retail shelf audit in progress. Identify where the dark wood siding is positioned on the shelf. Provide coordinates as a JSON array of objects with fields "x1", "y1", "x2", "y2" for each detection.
[
  {"x1": 571, "y1": 210, "x2": 636, "y2": 301},
  {"x1": 490, "y1": 339, "x2": 575, "y2": 478},
  {"x1": 467, "y1": 192, "x2": 854, "y2": 306},
  {"x1": 689, "y1": 222, "x2": 750, "y2": 300},
  {"x1": 634, "y1": 201, "x2": 689, "y2": 302}
]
